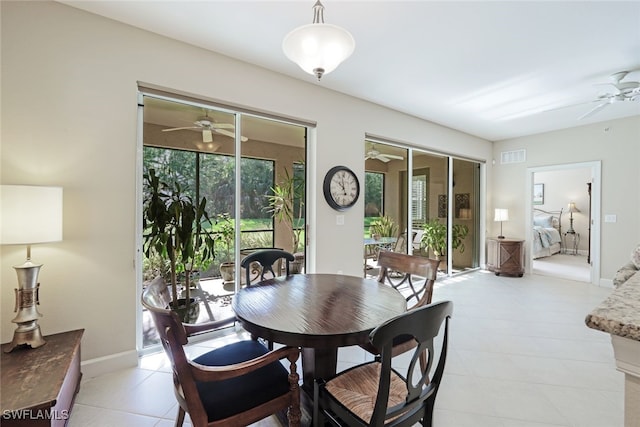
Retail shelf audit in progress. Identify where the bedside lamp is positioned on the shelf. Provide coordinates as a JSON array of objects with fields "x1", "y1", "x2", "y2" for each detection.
[
  {"x1": 1, "y1": 185, "x2": 63, "y2": 352},
  {"x1": 567, "y1": 201, "x2": 580, "y2": 234},
  {"x1": 494, "y1": 208, "x2": 509, "y2": 239}
]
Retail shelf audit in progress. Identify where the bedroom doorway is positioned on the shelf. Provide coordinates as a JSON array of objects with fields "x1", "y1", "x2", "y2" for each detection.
[{"x1": 527, "y1": 161, "x2": 601, "y2": 284}]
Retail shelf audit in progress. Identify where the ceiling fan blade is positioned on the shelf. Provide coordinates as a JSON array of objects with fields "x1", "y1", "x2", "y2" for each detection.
[
  {"x1": 376, "y1": 156, "x2": 391, "y2": 163},
  {"x1": 578, "y1": 102, "x2": 610, "y2": 120},
  {"x1": 202, "y1": 129, "x2": 213, "y2": 143},
  {"x1": 364, "y1": 155, "x2": 373, "y2": 160},
  {"x1": 215, "y1": 128, "x2": 248, "y2": 142},
  {"x1": 382, "y1": 154, "x2": 404, "y2": 160},
  {"x1": 211, "y1": 123, "x2": 235, "y2": 129},
  {"x1": 162, "y1": 126, "x2": 199, "y2": 132}
]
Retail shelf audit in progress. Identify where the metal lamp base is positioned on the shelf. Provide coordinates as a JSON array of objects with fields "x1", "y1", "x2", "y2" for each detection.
[{"x1": 3, "y1": 260, "x2": 46, "y2": 353}]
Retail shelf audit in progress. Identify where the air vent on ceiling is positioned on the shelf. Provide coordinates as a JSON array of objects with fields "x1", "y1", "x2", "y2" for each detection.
[{"x1": 500, "y1": 149, "x2": 526, "y2": 164}]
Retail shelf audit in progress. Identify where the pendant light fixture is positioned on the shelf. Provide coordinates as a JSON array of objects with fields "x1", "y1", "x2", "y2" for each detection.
[{"x1": 282, "y1": 0, "x2": 355, "y2": 81}]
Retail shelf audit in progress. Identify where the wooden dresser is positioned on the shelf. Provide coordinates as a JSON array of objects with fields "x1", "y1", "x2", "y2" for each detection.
[
  {"x1": 1, "y1": 329, "x2": 84, "y2": 426},
  {"x1": 487, "y1": 238, "x2": 525, "y2": 277}
]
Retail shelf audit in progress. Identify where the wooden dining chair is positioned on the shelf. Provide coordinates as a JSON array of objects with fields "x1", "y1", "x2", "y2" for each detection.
[
  {"x1": 240, "y1": 248, "x2": 295, "y2": 286},
  {"x1": 313, "y1": 301, "x2": 453, "y2": 427},
  {"x1": 361, "y1": 250, "x2": 440, "y2": 372},
  {"x1": 141, "y1": 276, "x2": 301, "y2": 427}
]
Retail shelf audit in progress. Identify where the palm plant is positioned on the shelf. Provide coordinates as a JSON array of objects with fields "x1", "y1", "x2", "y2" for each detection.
[{"x1": 266, "y1": 165, "x2": 305, "y2": 253}]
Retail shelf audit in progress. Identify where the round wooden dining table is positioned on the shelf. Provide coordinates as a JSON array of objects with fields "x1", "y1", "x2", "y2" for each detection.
[{"x1": 232, "y1": 273, "x2": 406, "y2": 392}]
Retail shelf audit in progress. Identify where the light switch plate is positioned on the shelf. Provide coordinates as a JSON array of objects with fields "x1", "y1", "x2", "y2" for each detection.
[
  {"x1": 604, "y1": 214, "x2": 617, "y2": 223},
  {"x1": 336, "y1": 215, "x2": 344, "y2": 225}
]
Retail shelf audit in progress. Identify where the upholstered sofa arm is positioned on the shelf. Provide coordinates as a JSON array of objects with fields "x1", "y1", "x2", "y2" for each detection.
[{"x1": 613, "y1": 261, "x2": 639, "y2": 288}]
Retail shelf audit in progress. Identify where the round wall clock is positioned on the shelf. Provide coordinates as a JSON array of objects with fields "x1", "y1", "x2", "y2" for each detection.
[{"x1": 323, "y1": 166, "x2": 360, "y2": 211}]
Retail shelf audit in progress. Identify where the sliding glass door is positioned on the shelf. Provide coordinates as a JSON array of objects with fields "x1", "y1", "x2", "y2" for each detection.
[
  {"x1": 140, "y1": 94, "x2": 307, "y2": 349},
  {"x1": 364, "y1": 138, "x2": 481, "y2": 276}
]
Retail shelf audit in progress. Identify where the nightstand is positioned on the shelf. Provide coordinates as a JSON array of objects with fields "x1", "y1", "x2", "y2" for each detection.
[
  {"x1": 487, "y1": 238, "x2": 525, "y2": 277},
  {"x1": 563, "y1": 231, "x2": 580, "y2": 255}
]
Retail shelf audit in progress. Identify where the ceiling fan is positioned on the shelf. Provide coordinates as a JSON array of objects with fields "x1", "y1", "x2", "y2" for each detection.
[
  {"x1": 162, "y1": 112, "x2": 248, "y2": 142},
  {"x1": 365, "y1": 144, "x2": 404, "y2": 163},
  {"x1": 578, "y1": 71, "x2": 640, "y2": 120}
]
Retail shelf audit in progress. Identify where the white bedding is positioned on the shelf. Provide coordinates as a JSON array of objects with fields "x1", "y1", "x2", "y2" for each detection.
[{"x1": 533, "y1": 226, "x2": 562, "y2": 259}]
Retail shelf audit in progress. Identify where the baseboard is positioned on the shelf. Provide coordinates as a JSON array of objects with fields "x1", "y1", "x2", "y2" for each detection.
[
  {"x1": 598, "y1": 278, "x2": 614, "y2": 288},
  {"x1": 81, "y1": 349, "x2": 139, "y2": 379}
]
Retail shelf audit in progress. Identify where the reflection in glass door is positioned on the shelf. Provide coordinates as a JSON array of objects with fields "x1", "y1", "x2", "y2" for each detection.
[
  {"x1": 451, "y1": 158, "x2": 480, "y2": 272},
  {"x1": 364, "y1": 138, "x2": 481, "y2": 277}
]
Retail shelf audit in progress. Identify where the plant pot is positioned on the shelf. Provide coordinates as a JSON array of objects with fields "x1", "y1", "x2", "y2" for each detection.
[
  {"x1": 219, "y1": 262, "x2": 235, "y2": 283},
  {"x1": 170, "y1": 297, "x2": 200, "y2": 324},
  {"x1": 290, "y1": 252, "x2": 305, "y2": 274}
]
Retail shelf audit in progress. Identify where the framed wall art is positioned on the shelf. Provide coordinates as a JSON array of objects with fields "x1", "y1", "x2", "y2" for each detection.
[{"x1": 533, "y1": 183, "x2": 544, "y2": 205}]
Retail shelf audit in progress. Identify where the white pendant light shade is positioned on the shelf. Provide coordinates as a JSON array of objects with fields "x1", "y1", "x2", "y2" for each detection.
[{"x1": 282, "y1": 1, "x2": 355, "y2": 80}]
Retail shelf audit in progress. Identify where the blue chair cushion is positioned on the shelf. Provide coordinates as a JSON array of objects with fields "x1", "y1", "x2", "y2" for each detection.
[{"x1": 193, "y1": 340, "x2": 291, "y2": 422}]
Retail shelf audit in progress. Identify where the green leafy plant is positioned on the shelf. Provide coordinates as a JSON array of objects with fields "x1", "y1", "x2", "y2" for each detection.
[
  {"x1": 143, "y1": 169, "x2": 216, "y2": 307},
  {"x1": 421, "y1": 218, "x2": 469, "y2": 258},
  {"x1": 266, "y1": 165, "x2": 305, "y2": 253},
  {"x1": 216, "y1": 213, "x2": 234, "y2": 262},
  {"x1": 369, "y1": 215, "x2": 398, "y2": 238}
]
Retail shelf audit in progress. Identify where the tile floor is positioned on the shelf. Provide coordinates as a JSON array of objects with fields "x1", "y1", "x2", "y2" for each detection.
[{"x1": 69, "y1": 270, "x2": 623, "y2": 427}]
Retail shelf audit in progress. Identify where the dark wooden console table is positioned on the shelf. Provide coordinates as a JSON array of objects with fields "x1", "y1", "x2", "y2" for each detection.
[{"x1": 1, "y1": 329, "x2": 84, "y2": 426}]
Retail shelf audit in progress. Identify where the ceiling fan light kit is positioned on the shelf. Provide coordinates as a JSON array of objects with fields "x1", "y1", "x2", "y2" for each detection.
[{"x1": 282, "y1": 0, "x2": 355, "y2": 81}]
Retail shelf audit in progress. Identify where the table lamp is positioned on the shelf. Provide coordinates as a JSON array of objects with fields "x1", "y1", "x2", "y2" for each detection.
[
  {"x1": 494, "y1": 208, "x2": 509, "y2": 239},
  {"x1": 1, "y1": 185, "x2": 63, "y2": 352},
  {"x1": 567, "y1": 201, "x2": 580, "y2": 234}
]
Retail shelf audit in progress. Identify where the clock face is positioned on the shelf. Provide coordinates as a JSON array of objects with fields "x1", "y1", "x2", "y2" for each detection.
[{"x1": 323, "y1": 166, "x2": 360, "y2": 211}]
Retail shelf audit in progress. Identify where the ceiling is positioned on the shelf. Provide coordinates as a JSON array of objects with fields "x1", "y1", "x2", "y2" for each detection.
[{"x1": 60, "y1": 1, "x2": 640, "y2": 141}]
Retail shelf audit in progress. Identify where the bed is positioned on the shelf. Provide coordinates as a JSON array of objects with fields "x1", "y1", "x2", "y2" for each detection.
[{"x1": 533, "y1": 208, "x2": 563, "y2": 259}]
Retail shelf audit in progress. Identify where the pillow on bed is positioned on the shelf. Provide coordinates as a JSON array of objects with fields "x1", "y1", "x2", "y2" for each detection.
[
  {"x1": 533, "y1": 215, "x2": 554, "y2": 228},
  {"x1": 632, "y1": 245, "x2": 640, "y2": 269}
]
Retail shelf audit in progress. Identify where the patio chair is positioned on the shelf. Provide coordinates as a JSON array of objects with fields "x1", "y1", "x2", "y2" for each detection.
[
  {"x1": 141, "y1": 276, "x2": 301, "y2": 427},
  {"x1": 313, "y1": 301, "x2": 453, "y2": 427}
]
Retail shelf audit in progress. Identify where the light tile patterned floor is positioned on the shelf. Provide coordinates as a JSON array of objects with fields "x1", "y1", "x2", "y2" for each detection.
[{"x1": 69, "y1": 270, "x2": 623, "y2": 427}]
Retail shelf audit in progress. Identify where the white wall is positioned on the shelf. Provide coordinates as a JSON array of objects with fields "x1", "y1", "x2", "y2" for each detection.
[
  {"x1": 493, "y1": 116, "x2": 640, "y2": 280},
  {"x1": 1, "y1": 1, "x2": 492, "y2": 372}
]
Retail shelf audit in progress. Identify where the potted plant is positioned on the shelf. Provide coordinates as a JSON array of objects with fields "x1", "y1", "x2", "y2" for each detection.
[
  {"x1": 421, "y1": 218, "x2": 469, "y2": 260},
  {"x1": 143, "y1": 168, "x2": 216, "y2": 320},
  {"x1": 368, "y1": 215, "x2": 397, "y2": 240},
  {"x1": 266, "y1": 164, "x2": 305, "y2": 273},
  {"x1": 216, "y1": 213, "x2": 235, "y2": 283}
]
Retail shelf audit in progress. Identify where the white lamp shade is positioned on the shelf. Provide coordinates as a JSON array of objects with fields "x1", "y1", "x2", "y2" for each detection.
[
  {"x1": 494, "y1": 208, "x2": 509, "y2": 222},
  {"x1": 1, "y1": 185, "x2": 63, "y2": 245},
  {"x1": 567, "y1": 202, "x2": 580, "y2": 213},
  {"x1": 283, "y1": 23, "x2": 355, "y2": 77}
]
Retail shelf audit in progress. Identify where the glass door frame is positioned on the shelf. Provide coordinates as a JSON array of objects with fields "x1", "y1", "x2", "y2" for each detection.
[
  {"x1": 365, "y1": 136, "x2": 485, "y2": 277},
  {"x1": 136, "y1": 86, "x2": 312, "y2": 353}
]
